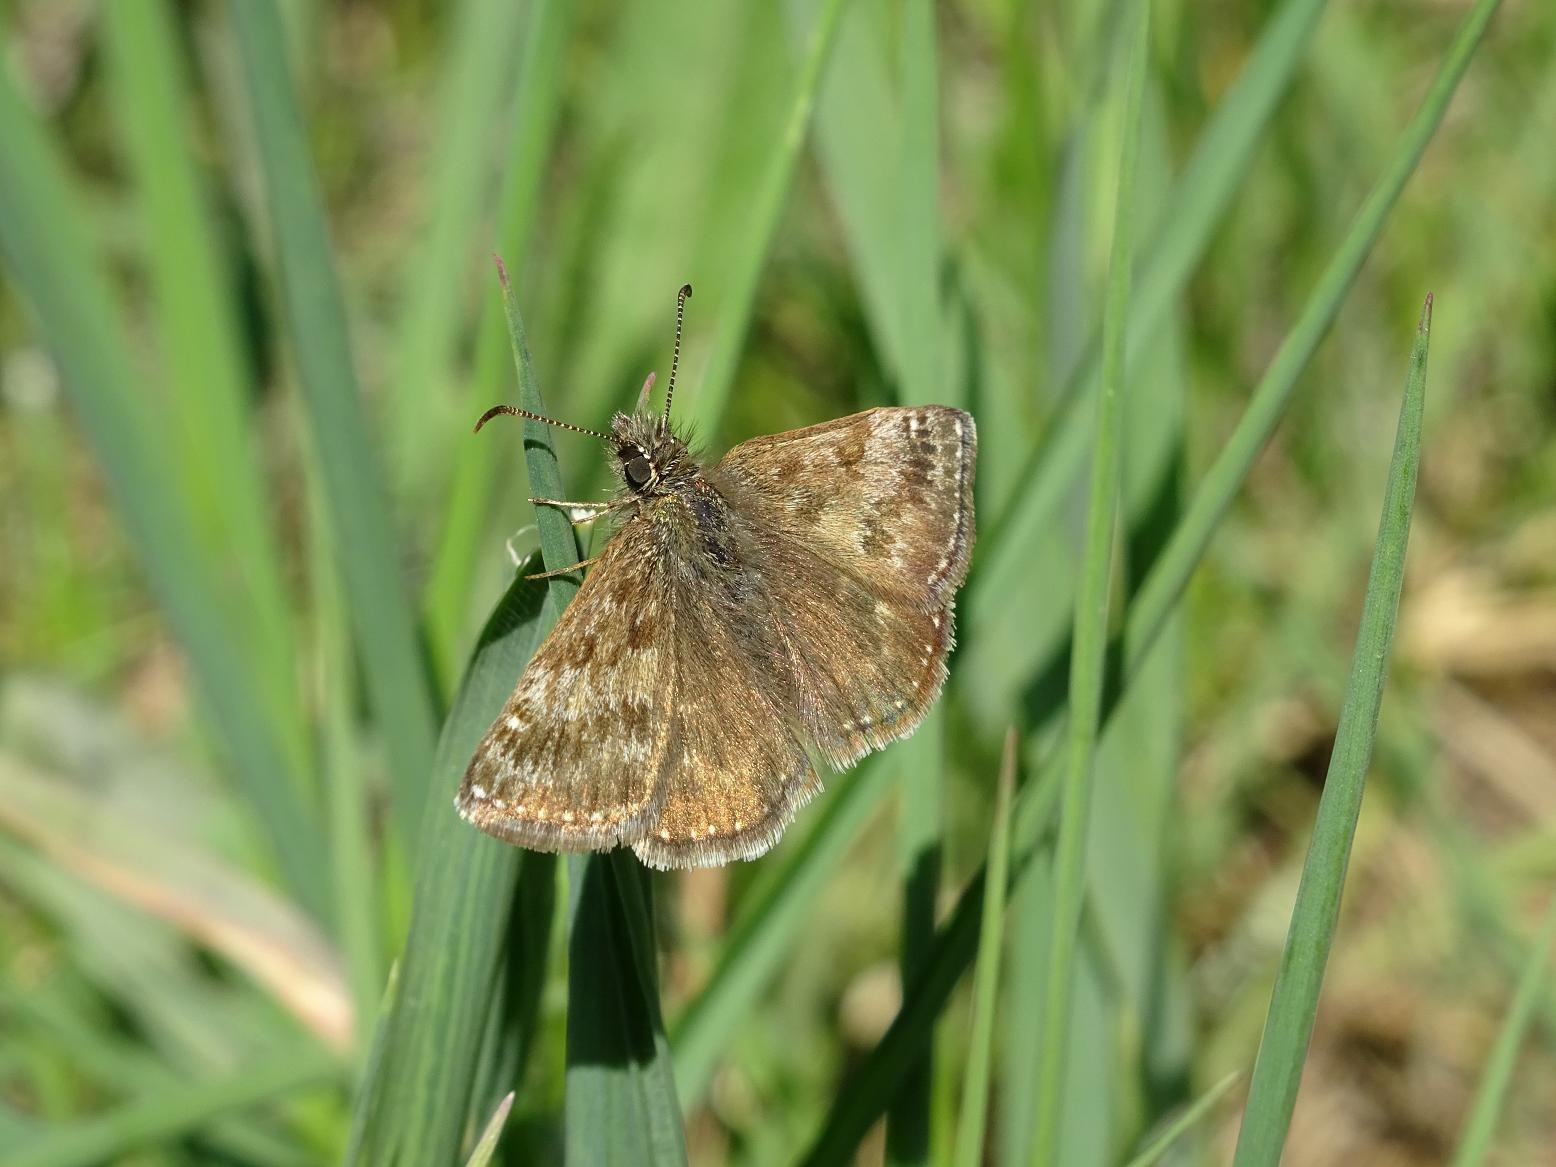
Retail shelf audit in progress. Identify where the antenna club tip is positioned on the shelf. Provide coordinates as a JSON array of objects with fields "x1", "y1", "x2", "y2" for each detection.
[
  {"x1": 679, "y1": 283, "x2": 693, "y2": 300},
  {"x1": 473, "y1": 404, "x2": 508, "y2": 433}
]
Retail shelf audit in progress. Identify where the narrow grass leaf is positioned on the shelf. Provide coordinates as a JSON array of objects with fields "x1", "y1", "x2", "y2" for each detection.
[
  {"x1": 346, "y1": 269, "x2": 575, "y2": 1166},
  {"x1": 306, "y1": 476, "x2": 384, "y2": 1040},
  {"x1": 386, "y1": 0, "x2": 527, "y2": 492},
  {"x1": 423, "y1": 0, "x2": 574, "y2": 682},
  {"x1": 0, "y1": 45, "x2": 327, "y2": 913},
  {"x1": 462, "y1": 1092, "x2": 515, "y2": 1167},
  {"x1": 1030, "y1": 3, "x2": 1151, "y2": 1161},
  {"x1": 2, "y1": 1045, "x2": 337, "y2": 1167},
  {"x1": 670, "y1": 757, "x2": 893, "y2": 1105},
  {"x1": 952, "y1": 730, "x2": 1017, "y2": 1167},
  {"x1": 566, "y1": 853, "x2": 687, "y2": 1166},
  {"x1": 231, "y1": 2, "x2": 438, "y2": 842},
  {"x1": 797, "y1": 773, "x2": 1064, "y2": 1167},
  {"x1": 1232, "y1": 295, "x2": 1433, "y2": 1165},
  {"x1": 886, "y1": 3, "x2": 944, "y2": 1161},
  {"x1": 1448, "y1": 895, "x2": 1556, "y2": 1165},
  {"x1": 803, "y1": 2, "x2": 1499, "y2": 1153},
  {"x1": 682, "y1": 0, "x2": 848, "y2": 434},
  {"x1": 99, "y1": 0, "x2": 307, "y2": 797},
  {"x1": 1123, "y1": 1071, "x2": 1242, "y2": 1167},
  {"x1": 545, "y1": 246, "x2": 682, "y2": 1156},
  {"x1": 1124, "y1": 0, "x2": 1502, "y2": 676},
  {"x1": 979, "y1": 0, "x2": 1331, "y2": 559}
]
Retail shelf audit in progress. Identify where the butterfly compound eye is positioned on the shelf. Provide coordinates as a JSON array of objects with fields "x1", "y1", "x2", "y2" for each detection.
[{"x1": 623, "y1": 452, "x2": 654, "y2": 490}]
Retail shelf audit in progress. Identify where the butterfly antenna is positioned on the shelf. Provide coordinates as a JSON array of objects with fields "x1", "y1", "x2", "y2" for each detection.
[
  {"x1": 473, "y1": 404, "x2": 610, "y2": 440},
  {"x1": 661, "y1": 283, "x2": 692, "y2": 428}
]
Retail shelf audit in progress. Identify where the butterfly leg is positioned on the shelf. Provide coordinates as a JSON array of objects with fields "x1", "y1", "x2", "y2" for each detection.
[
  {"x1": 524, "y1": 554, "x2": 602, "y2": 581},
  {"x1": 529, "y1": 497, "x2": 616, "y2": 509}
]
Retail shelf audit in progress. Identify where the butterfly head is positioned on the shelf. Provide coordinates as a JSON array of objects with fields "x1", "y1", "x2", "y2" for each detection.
[
  {"x1": 607, "y1": 283, "x2": 696, "y2": 498},
  {"x1": 609, "y1": 406, "x2": 690, "y2": 497}
]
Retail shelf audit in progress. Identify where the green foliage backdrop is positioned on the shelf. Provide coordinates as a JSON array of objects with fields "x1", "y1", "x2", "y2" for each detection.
[{"x1": 1, "y1": 0, "x2": 1553, "y2": 1164}]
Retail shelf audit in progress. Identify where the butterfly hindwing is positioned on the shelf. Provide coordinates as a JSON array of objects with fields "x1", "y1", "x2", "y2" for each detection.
[{"x1": 631, "y1": 591, "x2": 819, "y2": 870}]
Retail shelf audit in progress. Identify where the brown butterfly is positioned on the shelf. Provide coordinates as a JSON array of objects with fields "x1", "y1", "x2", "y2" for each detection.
[{"x1": 457, "y1": 286, "x2": 976, "y2": 869}]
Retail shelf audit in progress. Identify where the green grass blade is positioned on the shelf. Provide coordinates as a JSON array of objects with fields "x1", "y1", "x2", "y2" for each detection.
[
  {"x1": 886, "y1": 3, "x2": 944, "y2": 1161},
  {"x1": 423, "y1": 0, "x2": 573, "y2": 683},
  {"x1": 951, "y1": 731, "x2": 1017, "y2": 1167},
  {"x1": 1449, "y1": 895, "x2": 1556, "y2": 1167},
  {"x1": 681, "y1": 0, "x2": 848, "y2": 434},
  {"x1": 1029, "y1": 2, "x2": 1151, "y2": 1160},
  {"x1": 306, "y1": 478, "x2": 383, "y2": 1040},
  {"x1": 565, "y1": 853, "x2": 687, "y2": 1166},
  {"x1": 385, "y1": 0, "x2": 527, "y2": 494},
  {"x1": 801, "y1": 2, "x2": 1500, "y2": 1150},
  {"x1": 3, "y1": 1045, "x2": 337, "y2": 1167},
  {"x1": 669, "y1": 757, "x2": 893, "y2": 1105},
  {"x1": 231, "y1": 2, "x2": 438, "y2": 842},
  {"x1": 1231, "y1": 295, "x2": 1433, "y2": 1165},
  {"x1": 1123, "y1": 1071, "x2": 1242, "y2": 1167},
  {"x1": 551, "y1": 240, "x2": 682, "y2": 1163},
  {"x1": 979, "y1": 0, "x2": 1331, "y2": 554},
  {"x1": 99, "y1": 0, "x2": 307, "y2": 788},
  {"x1": 796, "y1": 773, "x2": 1064, "y2": 1167},
  {"x1": 346, "y1": 268, "x2": 576, "y2": 1165},
  {"x1": 0, "y1": 37, "x2": 327, "y2": 913},
  {"x1": 462, "y1": 1092, "x2": 514, "y2": 1167},
  {"x1": 1123, "y1": 0, "x2": 1502, "y2": 677}
]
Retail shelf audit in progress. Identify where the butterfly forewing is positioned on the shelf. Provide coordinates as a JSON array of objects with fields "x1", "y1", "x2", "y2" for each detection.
[
  {"x1": 718, "y1": 405, "x2": 974, "y2": 765},
  {"x1": 457, "y1": 520, "x2": 674, "y2": 850},
  {"x1": 716, "y1": 406, "x2": 976, "y2": 609}
]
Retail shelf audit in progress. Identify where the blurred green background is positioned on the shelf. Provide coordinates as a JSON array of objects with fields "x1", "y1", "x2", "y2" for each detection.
[{"x1": 2, "y1": 0, "x2": 1554, "y2": 1163}]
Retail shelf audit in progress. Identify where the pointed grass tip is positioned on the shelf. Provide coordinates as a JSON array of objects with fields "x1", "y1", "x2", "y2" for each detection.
[
  {"x1": 493, "y1": 253, "x2": 511, "y2": 290},
  {"x1": 1419, "y1": 291, "x2": 1433, "y2": 331}
]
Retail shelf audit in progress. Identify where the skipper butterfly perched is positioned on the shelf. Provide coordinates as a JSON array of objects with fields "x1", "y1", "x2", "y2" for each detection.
[{"x1": 457, "y1": 285, "x2": 976, "y2": 869}]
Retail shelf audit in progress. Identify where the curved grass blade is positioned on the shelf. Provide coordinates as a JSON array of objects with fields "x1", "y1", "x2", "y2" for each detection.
[
  {"x1": 463, "y1": 1092, "x2": 515, "y2": 1167},
  {"x1": 423, "y1": 0, "x2": 573, "y2": 684},
  {"x1": 1123, "y1": 0, "x2": 1502, "y2": 676},
  {"x1": 976, "y1": 0, "x2": 1332, "y2": 561},
  {"x1": 796, "y1": 773, "x2": 1064, "y2": 1167},
  {"x1": 669, "y1": 757, "x2": 893, "y2": 1104},
  {"x1": 386, "y1": 0, "x2": 528, "y2": 494},
  {"x1": 681, "y1": 0, "x2": 848, "y2": 434},
  {"x1": 1449, "y1": 895, "x2": 1556, "y2": 1166},
  {"x1": 1029, "y1": 3, "x2": 1151, "y2": 1159},
  {"x1": 1123, "y1": 1071, "x2": 1242, "y2": 1167},
  {"x1": 673, "y1": 0, "x2": 1341, "y2": 1098},
  {"x1": 566, "y1": 852, "x2": 687, "y2": 1166},
  {"x1": 887, "y1": 3, "x2": 946, "y2": 1161},
  {"x1": 1231, "y1": 294, "x2": 1433, "y2": 1165},
  {"x1": 800, "y1": 1, "x2": 1500, "y2": 1153},
  {"x1": 99, "y1": 0, "x2": 305, "y2": 787},
  {"x1": 231, "y1": 3, "x2": 438, "y2": 843},
  {"x1": 0, "y1": 38, "x2": 327, "y2": 914},
  {"x1": 951, "y1": 731, "x2": 1017, "y2": 1167},
  {"x1": 345, "y1": 266, "x2": 576, "y2": 1166},
  {"x1": 3, "y1": 1045, "x2": 337, "y2": 1167}
]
